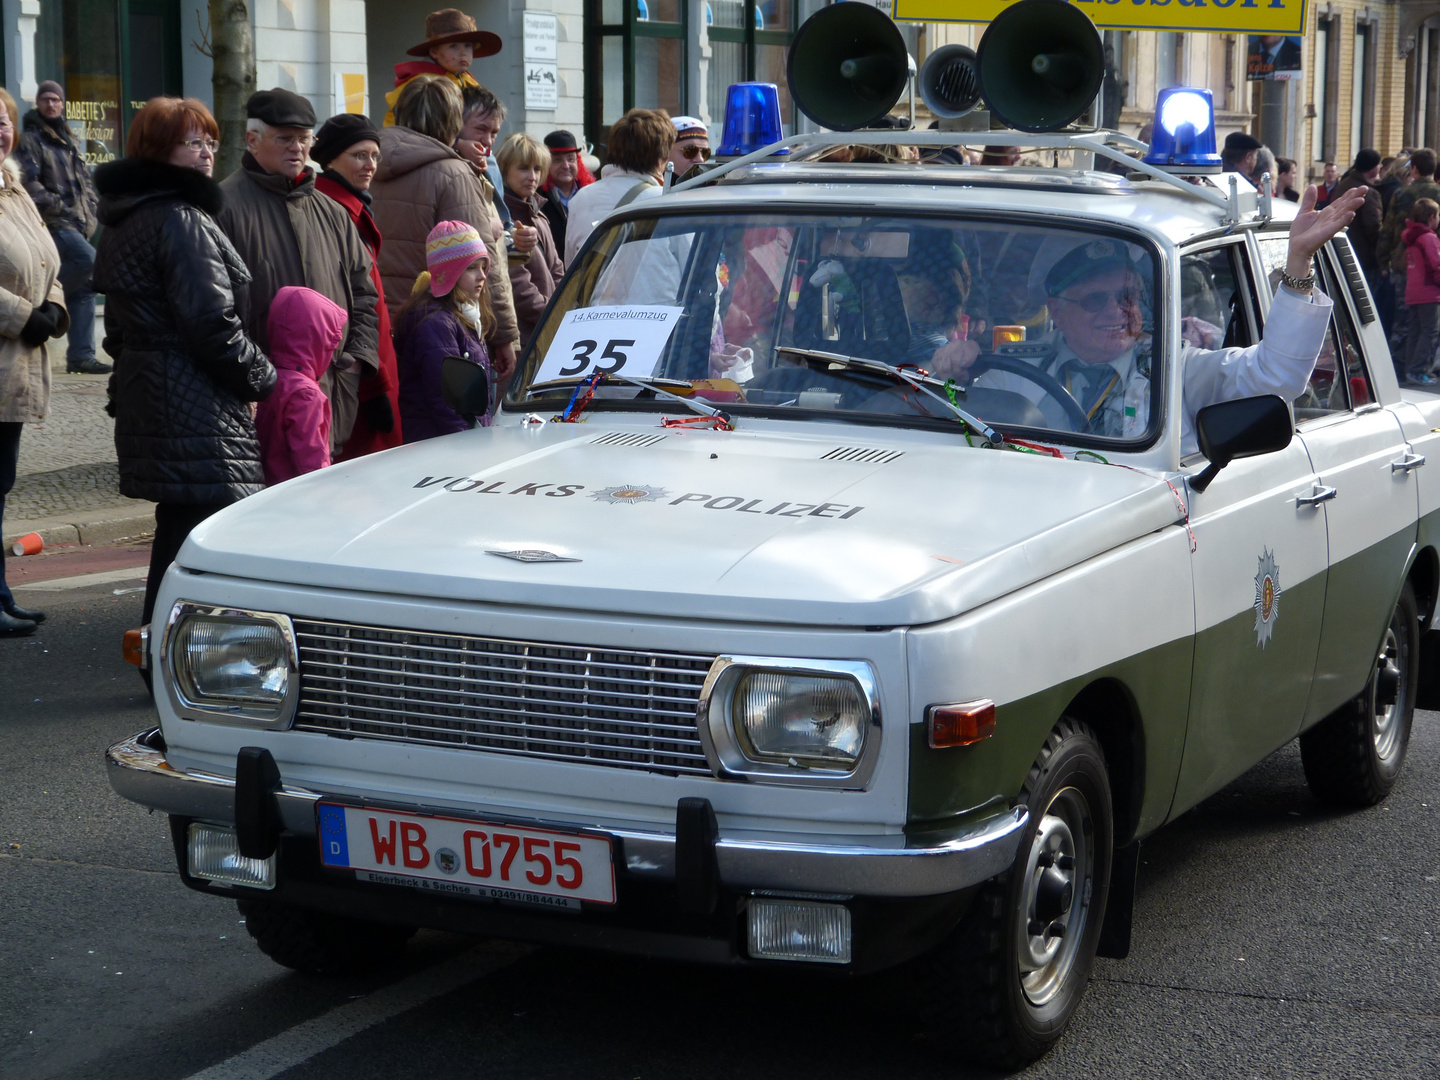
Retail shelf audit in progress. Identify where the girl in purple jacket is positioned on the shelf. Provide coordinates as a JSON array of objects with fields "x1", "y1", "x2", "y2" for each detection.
[{"x1": 395, "y1": 220, "x2": 497, "y2": 441}]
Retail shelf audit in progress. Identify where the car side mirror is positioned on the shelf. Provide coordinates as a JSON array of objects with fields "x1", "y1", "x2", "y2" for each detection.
[
  {"x1": 440, "y1": 356, "x2": 491, "y2": 425},
  {"x1": 1190, "y1": 394, "x2": 1293, "y2": 493}
]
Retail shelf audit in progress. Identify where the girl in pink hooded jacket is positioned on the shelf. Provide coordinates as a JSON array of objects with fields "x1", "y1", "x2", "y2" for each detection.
[{"x1": 255, "y1": 286, "x2": 349, "y2": 485}]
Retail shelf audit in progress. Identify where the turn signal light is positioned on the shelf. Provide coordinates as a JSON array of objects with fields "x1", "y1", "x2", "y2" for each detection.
[
  {"x1": 927, "y1": 700, "x2": 996, "y2": 748},
  {"x1": 122, "y1": 626, "x2": 149, "y2": 670}
]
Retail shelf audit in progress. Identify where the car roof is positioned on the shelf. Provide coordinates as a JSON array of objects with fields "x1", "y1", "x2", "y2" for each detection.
[{"x1": 645, "y1": 161, "x2": 1298, "y2": 248}]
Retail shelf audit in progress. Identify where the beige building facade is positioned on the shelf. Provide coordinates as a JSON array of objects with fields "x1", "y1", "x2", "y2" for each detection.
[{"x1": 917, "y1": 3, "x2": 1431, "y2": 186}]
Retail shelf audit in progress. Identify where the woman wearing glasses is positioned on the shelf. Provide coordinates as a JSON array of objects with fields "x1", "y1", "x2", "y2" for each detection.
[
  {"x1": 496, "y1": 132, "x2": 565, "y2": 349},
  {"x1": 312, "y1": 113, "x2": 403, "y2": 457},
  {"x1": 92, "y1": 97, "x2": 276, "y2": 637}
]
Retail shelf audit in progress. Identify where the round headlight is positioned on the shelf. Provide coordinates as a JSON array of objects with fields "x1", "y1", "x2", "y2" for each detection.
[
  {"x1": 174, "y1": 615, "x2": 291, "y2": 707},
  {"x1": 733, "y1": 671, "x2": 868, "y2": 769}
]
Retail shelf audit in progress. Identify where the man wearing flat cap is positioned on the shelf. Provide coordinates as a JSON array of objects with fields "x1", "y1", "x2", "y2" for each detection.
[
  {"x1": 1220, "y1": 131, "x2": 1262, "y2": 176},
  {"x1": 216, "y1": 88, "x2": 380, "y2": 453},
  {"x1": 929, "y1": 183, "x2": 1370, "y2": 454}
]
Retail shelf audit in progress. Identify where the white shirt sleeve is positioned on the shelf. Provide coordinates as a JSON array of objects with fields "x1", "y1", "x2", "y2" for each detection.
[{"x1": 1178, "y1": 284, "x2": 1333, "y2": 454}]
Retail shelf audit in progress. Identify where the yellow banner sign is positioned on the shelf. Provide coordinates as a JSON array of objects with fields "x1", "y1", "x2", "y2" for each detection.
[{"x1": 890, "y1": 0, "x2": 1305, "y2": 36}]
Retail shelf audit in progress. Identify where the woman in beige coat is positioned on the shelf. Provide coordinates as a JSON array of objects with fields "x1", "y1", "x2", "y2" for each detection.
[
  {"x1": 0, "y1": 87, "x2": 68, "y2": 636},
  {"x1": 370, "y1": 75, "x2": 518, "y2": 379}
]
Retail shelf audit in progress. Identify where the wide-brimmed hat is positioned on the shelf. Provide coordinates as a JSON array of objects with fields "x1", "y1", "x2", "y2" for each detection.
[{"x1": 406, "y1": 8, "x2": 502, "y2": 58}]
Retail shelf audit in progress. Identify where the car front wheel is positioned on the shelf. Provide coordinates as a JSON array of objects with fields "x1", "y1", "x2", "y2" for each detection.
[
  {"x1": 237, "y1": 898, "x2": 416, "y2": 975},
  {"x1": 1300, "y1": 581, "x2": 1419, "y2": 807},
  {"x1": 924, "y1": 717, "x2": 1114, "y2": 1069}
]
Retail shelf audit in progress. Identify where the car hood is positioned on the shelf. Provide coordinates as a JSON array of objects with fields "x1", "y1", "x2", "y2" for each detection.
[{"x1": 180, "y1": 423, "x2": 1185, "y2": 626}]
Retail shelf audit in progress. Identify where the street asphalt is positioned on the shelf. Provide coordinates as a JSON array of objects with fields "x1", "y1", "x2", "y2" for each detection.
[{"x1": 1, "y1": 578, "x2": 1438, "y2": 1079}]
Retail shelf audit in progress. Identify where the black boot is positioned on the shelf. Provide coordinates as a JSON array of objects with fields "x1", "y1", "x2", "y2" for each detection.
[
  {"x1": 0, "y1": 610, "x2": 37, "y2": 636},
  {"x1": 3, "y1": 602, "x2": 45, "y2": 624}
]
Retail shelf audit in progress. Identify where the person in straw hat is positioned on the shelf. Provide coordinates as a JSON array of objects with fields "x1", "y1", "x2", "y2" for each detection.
[{"x1": 385, "y1": 8, "x2": 502, "y2": 127}]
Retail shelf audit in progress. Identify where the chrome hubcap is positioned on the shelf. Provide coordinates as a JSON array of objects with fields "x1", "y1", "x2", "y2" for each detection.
[
  {"x1": 1371, "y1": 622, "x2": 1406, "y2": 764},
  {"x1": 1017, "y1": 786, "x2": 1093, "y2": 1006}
]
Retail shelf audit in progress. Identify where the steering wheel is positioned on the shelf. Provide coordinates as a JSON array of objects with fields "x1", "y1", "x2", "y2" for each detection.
[{"x1": 967, "y1": 352, "x2": 1092, "y2": 432}]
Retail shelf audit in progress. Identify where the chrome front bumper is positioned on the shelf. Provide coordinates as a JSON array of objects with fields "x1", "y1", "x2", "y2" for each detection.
[{"x1": 107, "y1": 731, "x2": 1027, "y2": 898}]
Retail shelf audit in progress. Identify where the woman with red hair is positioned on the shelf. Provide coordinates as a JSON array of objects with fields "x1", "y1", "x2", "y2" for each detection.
[{"x1": 92, "y1": 97, "x2": 276, "y2": 635}]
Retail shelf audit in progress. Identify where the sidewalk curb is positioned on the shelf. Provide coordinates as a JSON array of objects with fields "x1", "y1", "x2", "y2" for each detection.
[{"x1": 4, "y1": 505, "x2": 155, "y2": 551}]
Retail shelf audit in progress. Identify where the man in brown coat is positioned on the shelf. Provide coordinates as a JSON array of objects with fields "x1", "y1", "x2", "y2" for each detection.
[{"x1": 216, "y1": 88, "x2": 380, "y2": 452}]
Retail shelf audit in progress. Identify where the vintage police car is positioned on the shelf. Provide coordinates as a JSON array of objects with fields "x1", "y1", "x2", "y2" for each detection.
[{"x1": 105, "y1": 121, "x2": 1437, "y2": 1067}]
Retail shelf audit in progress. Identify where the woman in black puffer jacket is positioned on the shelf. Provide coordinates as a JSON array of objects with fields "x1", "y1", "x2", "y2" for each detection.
[{"x1": 93, "y1": 98, "x2": 275, "y2": 627}]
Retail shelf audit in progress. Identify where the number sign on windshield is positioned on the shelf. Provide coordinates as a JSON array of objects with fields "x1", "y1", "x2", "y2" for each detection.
[{"x1": 535, "y1": 305, "x2": 684, "y2": 384}]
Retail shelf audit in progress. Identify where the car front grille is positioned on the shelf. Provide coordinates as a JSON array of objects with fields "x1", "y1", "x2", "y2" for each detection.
[{"x1": 291, "y1": 619, "x2": 715, "y2": 776}]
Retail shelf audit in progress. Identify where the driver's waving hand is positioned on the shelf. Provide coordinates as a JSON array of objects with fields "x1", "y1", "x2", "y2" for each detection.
[{"x1": 929, "y1": 182, "x2": 1368, "y2": 454}]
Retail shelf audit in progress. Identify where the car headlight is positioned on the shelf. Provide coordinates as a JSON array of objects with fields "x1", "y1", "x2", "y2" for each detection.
[
  {"x1": 164, "y1": 603, "x2": 298, "y2": 726},
  {"x1": 699, "y1": 657, "x2": 880, "y2": 788}
]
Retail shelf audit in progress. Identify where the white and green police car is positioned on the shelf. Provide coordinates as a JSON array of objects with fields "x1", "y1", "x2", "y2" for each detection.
[{"x1": 105, "y1": 121, "x2": 1439, "y2": 1067}]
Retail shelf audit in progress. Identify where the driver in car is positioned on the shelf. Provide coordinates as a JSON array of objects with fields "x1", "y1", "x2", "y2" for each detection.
[{"x1": 928, "y1": 184, "x2": 1368, "y2": 454}]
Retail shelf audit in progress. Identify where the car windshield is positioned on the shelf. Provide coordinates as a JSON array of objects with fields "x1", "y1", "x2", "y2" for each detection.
[{"x1": 509, "y1": 212, "x2": 1162, "y2": 445}]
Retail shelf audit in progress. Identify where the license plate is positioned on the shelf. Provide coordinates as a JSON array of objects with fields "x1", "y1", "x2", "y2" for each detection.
[{"x1": 317, "y1": 803, "x2": 616, "y2": 906}]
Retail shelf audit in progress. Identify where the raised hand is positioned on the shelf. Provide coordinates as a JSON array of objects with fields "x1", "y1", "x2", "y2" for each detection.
[{"x1": 1287, "y1": 183, "x2": 1366, "y2": 278}]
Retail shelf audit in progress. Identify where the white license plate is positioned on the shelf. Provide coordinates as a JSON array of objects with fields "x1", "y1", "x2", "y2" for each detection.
[{"x1": 317, "y1": 804, "x2": 616, "y2": 906}]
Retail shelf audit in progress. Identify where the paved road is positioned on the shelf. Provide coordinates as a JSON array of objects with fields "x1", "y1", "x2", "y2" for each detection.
[{"x1": 3, "y1": 579, "x2": 1438, "y2": 1079}]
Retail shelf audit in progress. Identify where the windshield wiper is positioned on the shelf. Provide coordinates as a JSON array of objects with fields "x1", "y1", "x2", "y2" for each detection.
[
  {"x1": 525, "y1": 373, "x2": 731, "y2": 426},
  {"x1": 775, "y1": 346, "x2": 999, "y2": 445}
]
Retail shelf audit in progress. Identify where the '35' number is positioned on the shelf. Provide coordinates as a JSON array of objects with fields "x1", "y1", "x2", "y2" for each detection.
[{"x1": 559, "y1": 338, "x2": 635, "y2": 377}]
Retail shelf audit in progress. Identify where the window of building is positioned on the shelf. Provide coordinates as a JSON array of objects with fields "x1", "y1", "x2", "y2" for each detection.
[
  {"x1": 1352, "y1": 21, "x2": 1375, "y2": 156},
  {"x1": 587, "y1": 0, "x2": 689, "y2": 157},
  {"x1": 586, "y1": 0, "x2": 814, "y2": 156}
]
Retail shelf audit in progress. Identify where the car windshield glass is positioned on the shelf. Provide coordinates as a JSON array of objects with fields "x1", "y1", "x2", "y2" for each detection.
[{"x1": 509, "y1": 212, "x2": 1161, "y2": 445}]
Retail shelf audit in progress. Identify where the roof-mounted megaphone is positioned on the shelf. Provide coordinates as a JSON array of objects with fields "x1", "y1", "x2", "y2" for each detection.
[
  {"x1": 918, "y1": 44, "x2": 981, "y2": 119},
  {"x1": 787, "y1": 2, "x2": 910, "y2": 132},
  {"x1": 976, "y1": 0, "x2": 1103, "y2": 132}
]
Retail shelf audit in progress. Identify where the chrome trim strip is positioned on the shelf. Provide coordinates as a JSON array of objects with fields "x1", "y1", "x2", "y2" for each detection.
[{"x1": 106, "y1": 733, "x2": 1025, "y2": 897}]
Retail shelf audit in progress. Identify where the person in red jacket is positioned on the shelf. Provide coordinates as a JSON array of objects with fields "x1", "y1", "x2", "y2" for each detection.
[
  {"x1": 254, "y1": 286, "x2": 348, "y2": 485},
  {"x1": 313, "y1": 113, "x2": 403, "y2": 456},
  {"x1": 1402, "y1": 197, "x2": 1440, "y2": 386}
]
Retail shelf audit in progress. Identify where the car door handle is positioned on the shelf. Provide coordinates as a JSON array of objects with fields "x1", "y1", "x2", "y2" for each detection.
[
  {"x1": 1392, "y1": 453, "x2": 1427, "y2": 474},
  {"x1": 1297, "y1": 485, "x2": 1338, "y2": 507}
]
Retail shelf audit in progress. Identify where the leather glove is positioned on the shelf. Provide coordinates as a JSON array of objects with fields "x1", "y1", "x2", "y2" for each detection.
[
  {"x1": 362, "y1": 393, "x2": 394, "y2": 434},
  {"x1": 20, "y1": 302, "x2": 60, "y2": 347}
]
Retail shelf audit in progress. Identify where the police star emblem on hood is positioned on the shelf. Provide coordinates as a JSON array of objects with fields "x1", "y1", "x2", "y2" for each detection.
[{"x1": 486, "y1": 549, "x2": 582, "y2": 563}]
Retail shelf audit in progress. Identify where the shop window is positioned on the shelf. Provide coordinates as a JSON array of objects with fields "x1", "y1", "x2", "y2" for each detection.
[{"x1": 31, "y1": 0, "x2": 182, "y2": 165}]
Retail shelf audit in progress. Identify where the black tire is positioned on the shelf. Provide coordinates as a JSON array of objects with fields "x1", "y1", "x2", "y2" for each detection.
[
  {"x1": 1300, "y1": 581, "x2": 1419, "y2": 807},
  {"x1": 923, "y1": 718, "x2": 1114, "y2": 1069},
  {"x1": 237, "y1": 899, "x2": 416, "y2": 975}
]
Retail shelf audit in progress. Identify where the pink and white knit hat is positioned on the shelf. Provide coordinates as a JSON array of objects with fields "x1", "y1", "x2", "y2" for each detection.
[{"x1": 425, "y1": 220, "x2": 488, "y2": 297}]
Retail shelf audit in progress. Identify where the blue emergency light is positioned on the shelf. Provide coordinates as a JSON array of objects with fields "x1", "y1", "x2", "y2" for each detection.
[
  {"x1": 717, "y1": 82, "x2": 788, "y2": 157},
  {"x1": 1143, "y1": 87, "x2": 1222, "y2": 174}
]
